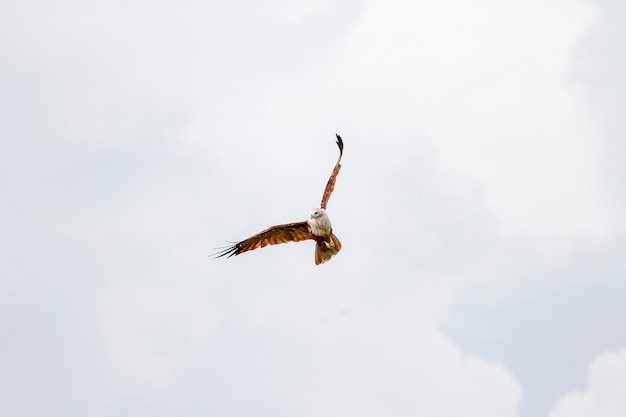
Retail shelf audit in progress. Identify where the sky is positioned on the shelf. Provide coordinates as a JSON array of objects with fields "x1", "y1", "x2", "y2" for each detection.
[{"x1": 1, "y1": 0, "x2": 625, "y2": 416}]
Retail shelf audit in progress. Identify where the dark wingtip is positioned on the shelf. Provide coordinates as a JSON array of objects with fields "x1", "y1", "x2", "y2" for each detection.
[
  {"x1": 210, "y1": 242, "x2": 240, "y2": 260},
  {"x1": 335, "y1": 134, "x2": 344, "y2": 154}
]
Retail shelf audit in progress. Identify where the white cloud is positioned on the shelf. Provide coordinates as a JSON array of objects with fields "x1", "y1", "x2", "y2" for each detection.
[
  {"x1": 1, "y1": 0, "x2": 625, "y2": 416},
  {"x1": 549, "y1": 350, "x2": 626, "y2": 417},
  {"x1": 282, "y1": 0, "x2": 602, "y2": 237},
  {"x1": 98, "y1": 282, "x2": 219, "y2": 391},
  {"x1": 290, "y1": 289, "x2": 521, "y2": 417}
]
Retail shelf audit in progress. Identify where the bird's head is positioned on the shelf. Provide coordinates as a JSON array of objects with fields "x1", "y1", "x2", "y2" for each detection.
[{"x1": 310, "y1": 208, "x2": 326, "y2": 219}]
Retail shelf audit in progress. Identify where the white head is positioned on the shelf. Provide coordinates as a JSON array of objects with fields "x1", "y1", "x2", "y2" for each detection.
[{"x1": 310, "y1": 208, "x2": 326, "y2": 219}]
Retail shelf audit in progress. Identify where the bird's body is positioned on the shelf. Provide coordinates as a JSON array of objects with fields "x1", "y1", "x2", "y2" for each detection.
[
  {"x1": 307, "y1": 208, "x2": 342, "y2": 265},
  {"x1": 213, "y1": 135, "x2": 344, "y2": 265}
]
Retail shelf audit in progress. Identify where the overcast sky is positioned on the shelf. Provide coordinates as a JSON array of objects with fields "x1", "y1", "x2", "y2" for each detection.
[{"x1": 1, "y1": 0, "x2": 625, "y2": 416}]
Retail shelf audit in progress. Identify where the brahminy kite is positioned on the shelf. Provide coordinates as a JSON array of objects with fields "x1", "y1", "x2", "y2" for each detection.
[{"x1": 213, "y1": 134, "x2": 344, "y2": 265}]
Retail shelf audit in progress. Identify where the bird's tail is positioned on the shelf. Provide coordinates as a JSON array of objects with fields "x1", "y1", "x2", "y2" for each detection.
[{"x1": 315, "y1": 234, "x2": 342, "y2": 265}]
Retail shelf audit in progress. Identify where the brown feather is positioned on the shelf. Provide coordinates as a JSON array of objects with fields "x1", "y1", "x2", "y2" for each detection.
[
  {"x1": 314, "y1": 233, "x2": 342, "y2": 265},
  {"x1": 212, "y1": 221, "x2": 314, "y2": 259},
  {"x1": 320, "y1": 134, "x2": 344, "y2": 210}
]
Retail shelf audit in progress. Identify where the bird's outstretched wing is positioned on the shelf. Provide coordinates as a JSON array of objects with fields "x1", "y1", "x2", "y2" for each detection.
[
  {"x1": 320, "y1": 134, "x2": 344, "y2": 210},
  {"x1": 212, "y1": 221, "x2": 314, "y2": 259}
]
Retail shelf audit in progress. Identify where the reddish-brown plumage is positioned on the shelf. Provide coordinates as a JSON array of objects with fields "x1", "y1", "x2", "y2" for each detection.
[
  {"x1": 314, "y1": 234, "x2": 342, "y2": 265},
  {"x1": 213, "y1": 222, "x2": 314, "y2": 259},
  {"x1": 320, "y1": 134, "x2": 343, "y2": 210}
]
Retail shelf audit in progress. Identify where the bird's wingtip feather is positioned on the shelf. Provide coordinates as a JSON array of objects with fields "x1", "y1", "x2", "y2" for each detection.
[
  {"x1": 210, "y1": 243, "x2": 240, "y2": 259},
  {"x1": 335, "y1": 133, "x2": 344, "y2": 153}
]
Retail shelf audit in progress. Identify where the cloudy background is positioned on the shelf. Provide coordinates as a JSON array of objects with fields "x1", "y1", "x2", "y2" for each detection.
[{"x1": 1, "y1": 0, "x2": 625, "y2": 416}]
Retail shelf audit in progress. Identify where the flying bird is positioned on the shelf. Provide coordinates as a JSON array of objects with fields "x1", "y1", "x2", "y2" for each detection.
[{"x1": 213, "y1": 134, "x2": 344, "y2": 265}]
